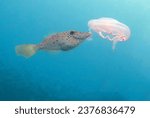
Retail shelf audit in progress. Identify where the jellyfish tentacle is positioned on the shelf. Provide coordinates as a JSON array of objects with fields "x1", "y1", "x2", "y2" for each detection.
[
  {"x1": 112, "y1": 36, "x2": 119, "y2": 50},
  {"x1": 112, "y1": 40, "x2": 117, "y2": 50},
  {"x1": 106, "y1": 35, "x2": 112, "y2": 40},
  {"x1": 99, "y1": 32, "x2": 106, "y2": 39}
]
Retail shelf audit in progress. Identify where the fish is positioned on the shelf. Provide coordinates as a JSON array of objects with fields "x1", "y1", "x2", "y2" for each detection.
[{"x1": 15, "y1": 30, "x2": 91, "y2": 58}]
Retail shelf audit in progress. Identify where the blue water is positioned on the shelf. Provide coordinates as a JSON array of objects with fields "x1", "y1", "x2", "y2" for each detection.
[{"x1": 0, "y1": 0, "x2": 150, "y2": 101}]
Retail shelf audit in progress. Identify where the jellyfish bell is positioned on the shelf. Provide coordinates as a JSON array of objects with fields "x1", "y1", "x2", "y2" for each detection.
[{"x1": 88, "y1": 17, "x2": 131, "y2": 50}]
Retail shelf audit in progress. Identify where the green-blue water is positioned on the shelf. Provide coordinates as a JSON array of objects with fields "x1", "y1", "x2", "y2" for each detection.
[{"x1": 0, "y1": 0, "x2": 150, "y2": 101}]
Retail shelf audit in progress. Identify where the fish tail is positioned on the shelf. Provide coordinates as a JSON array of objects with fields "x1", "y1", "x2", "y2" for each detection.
[{"x1": 15, "y1": 44, "x2": 39, "y2": 58}]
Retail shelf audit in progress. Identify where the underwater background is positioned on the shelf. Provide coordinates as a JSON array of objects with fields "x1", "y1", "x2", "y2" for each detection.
[{"x1": 0, "y1": 0, "x2": 150, "y2": 101}]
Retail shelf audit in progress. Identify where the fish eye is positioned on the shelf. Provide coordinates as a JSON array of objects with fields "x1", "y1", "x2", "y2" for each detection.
[{"x1": 69, "y1": 31, "x2": 75, "y2": 35}]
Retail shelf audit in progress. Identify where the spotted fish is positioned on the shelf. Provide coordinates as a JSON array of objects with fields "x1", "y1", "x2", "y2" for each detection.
[{"x1": 15, "y1": 30, "x2": 91, "y2": 58}]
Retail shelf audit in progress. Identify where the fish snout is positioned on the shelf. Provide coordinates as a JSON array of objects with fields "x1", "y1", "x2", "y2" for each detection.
[
  {"x1": 86, "y1": 32, "x2": 92, "y2": 38},
  {"x1": 81, "y1": 32, "x2": 92, "y2": 40}
]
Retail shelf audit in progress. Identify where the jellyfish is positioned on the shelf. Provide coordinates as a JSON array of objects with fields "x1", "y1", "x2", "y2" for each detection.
[{"x1": 88, "y1": 17, "x2": 131, "y2": 50}]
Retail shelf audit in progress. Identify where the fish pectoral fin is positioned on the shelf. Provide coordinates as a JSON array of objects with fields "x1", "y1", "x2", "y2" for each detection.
[{"x1": 61, "y1": 45, "x2": 74, "y2": 51}]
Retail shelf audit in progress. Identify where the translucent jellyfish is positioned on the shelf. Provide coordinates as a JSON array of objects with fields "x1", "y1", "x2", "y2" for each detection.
[{"x1": 88, "y1": 17, "x2": 131, "y2": 50}]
